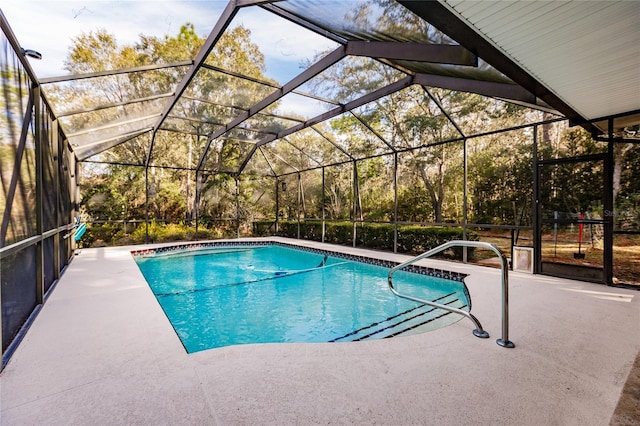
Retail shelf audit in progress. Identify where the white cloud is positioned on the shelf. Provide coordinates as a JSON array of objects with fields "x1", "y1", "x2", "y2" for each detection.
[
  {"x1": 2, "y1": 1, "x2": 339, "y2": 83},
  {"x1": 2, "y1": 1, "x2": 227, "y2": 77},
  {"x1": 231, "y1": 6, "x2": 338, "y2": 82},
  {"x1": 233, "y1": 7, "x2": 337, "y2": 61}
]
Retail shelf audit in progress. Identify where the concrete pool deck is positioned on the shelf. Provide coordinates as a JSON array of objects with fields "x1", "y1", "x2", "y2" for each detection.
[{"x1": 1, "y1": 237, "x2": 638, "y2": 425}]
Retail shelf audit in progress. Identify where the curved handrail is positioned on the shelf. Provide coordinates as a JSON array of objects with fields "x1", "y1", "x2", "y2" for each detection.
[{"x1": 387, "y1": 240, "x2": 515, "y2": 348}]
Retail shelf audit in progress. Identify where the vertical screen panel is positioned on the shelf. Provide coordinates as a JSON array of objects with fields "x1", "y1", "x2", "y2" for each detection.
[
  {"x1": 0, "y1": 34, "x2": 36, "y2": 247},
  {"x1": 59, "y1": 232, "x2": 70, "y2": 269},
  {"x1": 357, "y1": 156, "x2": 394, "y2": 222},
  {"x1": 613, "y1": 142, "x2": 640, "y2": 286},
  {"x1": 42, "y1": 111, "x2": 57, "y2": 231},
  {"x1": 58, "y1": 138, "x2": 71, "y2": 227},
  {"x1": 43, "y1": 235, "x2": 56, "y2": 293},
  {"x1": 467, "y1": 129, "x2": 533, "y2": 226},
  {"x1": 1, "y1": 245, "x2": 38, "y2": 351}
]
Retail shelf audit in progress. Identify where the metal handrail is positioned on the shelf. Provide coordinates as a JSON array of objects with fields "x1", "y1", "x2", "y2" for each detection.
[{"x1": 388, "y1": 240, "x2": 515, "y2": 348}]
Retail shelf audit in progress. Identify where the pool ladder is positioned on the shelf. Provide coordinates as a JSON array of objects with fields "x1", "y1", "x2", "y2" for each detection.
[{"x1": 387, "y1": 240, "x2": 515, "y2": 348}]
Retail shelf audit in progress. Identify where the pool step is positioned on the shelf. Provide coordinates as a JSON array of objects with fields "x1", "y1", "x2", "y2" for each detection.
[
  {"x1": 330, "y1": 292, "x2": 468, "y2": 343},
  {"x1": 377, "y1": 298, "x2": 468, "y2": 340}
]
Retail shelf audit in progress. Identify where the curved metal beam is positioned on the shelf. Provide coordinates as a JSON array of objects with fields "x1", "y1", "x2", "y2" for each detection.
[
  {"x1": 147, "y1": 0, "x2": 240, "y2": 167},
  {"x1": 197, "y1": 45, "x2": 347, "y2": 171},
  {"x1": 347, "y1": 41, "x2": 477, "y2": 66},
  {"x1": 39, "y1": 61, "x2": 193, "y2": 84},
  {"x1": 235, "y1": 76, "x2": 414, "y2": 175}
]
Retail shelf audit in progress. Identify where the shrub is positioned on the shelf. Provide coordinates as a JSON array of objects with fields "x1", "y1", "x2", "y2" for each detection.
[
  {"x1": 396, "y1": 225, "x2": 478, "y2": 258},
  {"x1": 85, "y1": 223, "x2": 122, "y2": 247},
  {"x1": 253, "y1": 221, "x2": 276, "y2": 236},
  {"x1": 260, "y1": 220, "x2": 478, "y2": 258},
  {"x1": 129, "y1": 221, "x2": 193, "y2": 243}
]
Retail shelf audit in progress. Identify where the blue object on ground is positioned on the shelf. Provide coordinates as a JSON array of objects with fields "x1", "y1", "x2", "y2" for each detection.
[{"x1": 74, "y1": 223, "x2": 86, "y2": 242}]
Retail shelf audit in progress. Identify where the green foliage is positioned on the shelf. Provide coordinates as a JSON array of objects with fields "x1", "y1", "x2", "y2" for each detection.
[
  {"x1": 615, "y1": 193, "x2": 640, "y2": 230},
  {"x1": 254, "y1": 220, "x2": 477, "y2": 258},
  {"x1": 468, "y1": 131, "x2": 533, "y2": 225},
  {"x1": 65, "y1": 23, "x2": 275, "y2": 228},
  {"x1": 536, "y1": 127, "x2": 608, "y2": 218},
  {"x1": 396, "y1": 186, "x2": 434, "y2": 222},
  {"x1": 324, "y1": 222, "x2": 354, "y2": 244},
  {"x1": 354, "y1": 222, "x2": 394, "y2": 249},
  {"x1": 252, "y1": 221, "x2": 276, "y2": 237},
  {"x1": 82, "y1": 221, "x2": 224, "y2": 247},
  {"x1": 616, "y1": 144, "x2": 640, "y2": 210},
  {"x1": 83, "y1": 222, "x2": 128, "y2": 247},
  {"x1": 62, "y1": 7, "x2": 636, "y2": 250},
  {"x1": 396, "y1": 225, "x2": 477, "y2": 258},
  {"x1": 0, "y1": 146, "x2": 37, "y2": 244}
]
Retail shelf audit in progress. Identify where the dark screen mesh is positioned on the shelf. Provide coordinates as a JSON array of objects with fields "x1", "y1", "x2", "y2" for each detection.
[
  {"x1": 60, "y1": 234, "x2": 70, "y2": 269},
  {"x1": 1, "y1": 33, "x2": 78, "y2": 358},
  {"x1": 58, "y1": 134, "x2": 72, "y2": 227},
  {"x1": 43, "y1": 236, "x2": 55, "y2": 293},
  {"x1": 42, "y1": 111, "x2": 57, "y2": 231},
  {"x1": 1, "y1": 245, "x2": 37, "y2": 351}
]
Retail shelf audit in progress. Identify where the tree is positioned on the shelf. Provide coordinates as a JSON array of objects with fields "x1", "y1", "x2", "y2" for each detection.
[
  {"x1": 613, "y1": 142, "x2": 634, "y2": 202},
  {"x1": 62, "y1": 23, "x2": 275, "y2": 229},
  {"x1": 299, "y1": 0, "x2": 545, "y2": 225},
  {"x1": 468, "y1": 131, "x2": 533, "y2": 225}
]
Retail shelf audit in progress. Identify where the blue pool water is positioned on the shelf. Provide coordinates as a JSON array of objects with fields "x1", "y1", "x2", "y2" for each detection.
[{"x1": 134, "y1": 244, "x2": 470, "y2": 353}]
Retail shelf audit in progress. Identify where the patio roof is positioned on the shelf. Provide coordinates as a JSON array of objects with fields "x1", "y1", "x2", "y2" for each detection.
[
  {"x1": 17, "y1": 0, "x2": 638, "y2": 175},
  {"x1": 401, "y1": 0, "x2": 640, "y2": 136}
]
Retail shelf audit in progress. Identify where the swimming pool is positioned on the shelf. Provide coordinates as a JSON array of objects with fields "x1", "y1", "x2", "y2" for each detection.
[{"x1": 133, "y1": 242, "x2": 471, "y2": 353}]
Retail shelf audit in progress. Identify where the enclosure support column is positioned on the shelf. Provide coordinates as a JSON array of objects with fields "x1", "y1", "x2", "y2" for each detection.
[
  {"x1": 296, "y1": 173, "x2": 301, "y2": 239},
  {"x1": 604, "y1": 119, "x2": 614, "y2": 285},
  {"x1": 70, "y1": 148, "x2": 79, "y2": 240},
  {"x1": 69, "y1": 147, "x2": 79, "y2": 258},
  {"x1": 235, "y1": 177, "x2": 240, "y2": 239},
  {"x1": 34, "y1": 86, "x2": 44, "y2": 304},
  {"x1": 194, "y1": 171, "x2": 201, "y2": 240},
  {"x1": 463, "y1": 138, "x2": 468, "y2": 263},
  {"x1": 144, "y1": 163, "x2": 149, "y2": 244},
  {"x1": 52, "y1": 118, "x2": 61, "y2": 281},
  {"x1": 532, "y1": 125, "x2": 541, "y2": 274},
  {"x1": 322, "y1": 167, "x2": 326, "y2": 243},
  {"x1": 393, "y1": 152, "x2": 398, "y2": 253},
  {"x1": 144, "y1": 131, "x2": 155, "y2": 244},
  {"x1": 352, "y1": 161, "x2": 358, "y2": 247},
  {"x1": 275, "y1": 177, "x2": 279, "y2": 235},
  {"x1": 357, "y1": 164, "x2": 363, "y2": 222}
]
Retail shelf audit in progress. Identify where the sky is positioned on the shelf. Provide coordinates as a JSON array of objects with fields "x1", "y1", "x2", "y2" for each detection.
[
  {"x1": 1, "y1": 0, "x2": 340, "y2": 118},
  {"x1": 1, "y1": 0, "x2": 337, "y2": 83}
]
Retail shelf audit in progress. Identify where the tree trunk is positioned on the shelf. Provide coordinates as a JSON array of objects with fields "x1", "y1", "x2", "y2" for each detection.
[
  {"x1": 541, "y1": 112, "x2": 553, "y2": 144},
  {"x1": 613, "y1": 143, "x2": 633, "y2": 202},
  {"x1": 419, "y1": 167, "x2": 442, "y2": 223}
]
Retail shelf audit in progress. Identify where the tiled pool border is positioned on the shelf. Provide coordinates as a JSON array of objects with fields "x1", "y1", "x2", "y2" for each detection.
[{"x1": 131, "y1": 240, "x2": 469, "y2": 282}]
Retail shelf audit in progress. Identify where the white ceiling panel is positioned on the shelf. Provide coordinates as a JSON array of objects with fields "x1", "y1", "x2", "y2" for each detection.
[{"x1": 442, "y1": 0, "x2": 640, "y2": 121}]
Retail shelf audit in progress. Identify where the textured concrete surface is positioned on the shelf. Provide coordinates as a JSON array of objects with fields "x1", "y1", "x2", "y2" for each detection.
[
  {"x1": 1, "y1": 237, "x2": 639, "y2": 425},
  {"x1": 610, "y1": 350, "x2": 640, "y2": 426}
]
